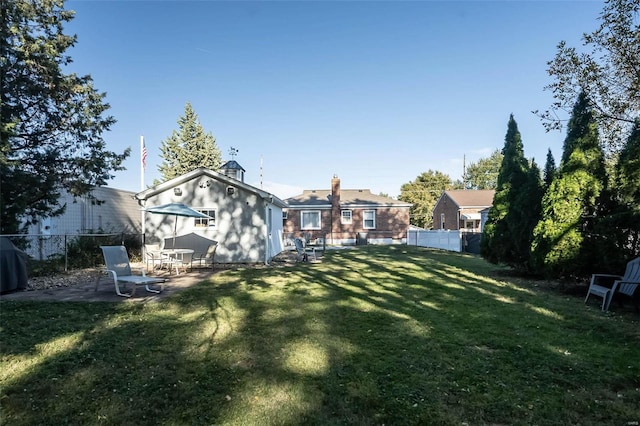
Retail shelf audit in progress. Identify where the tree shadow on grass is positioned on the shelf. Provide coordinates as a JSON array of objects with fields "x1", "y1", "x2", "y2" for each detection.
[{"x1": 1, "y1": 245, "x2": 639, "y2": 425}]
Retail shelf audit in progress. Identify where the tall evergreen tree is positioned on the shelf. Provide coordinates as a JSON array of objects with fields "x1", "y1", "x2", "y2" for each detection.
[
  {"x1": 157, "y1": 102, "x2": 222, "y2": 182},
  {"x1": 1, "y1": 0, "x2": 128, "y2": 234},
  {"x1": 481, "y1": 115, "x2": 541, "y2": 270},
  {"x1": 543, "y1": 149, "x2": 556, "y2": 189},
  {"x1": 593, "y1": 119, "x2": 640, "y2": 265},
  {"x1": 531, "y1": 92, "x2": 608, "y2": 278},
  {"x1": 617, "y1": 120, "x2": 640, "y2": 210}
]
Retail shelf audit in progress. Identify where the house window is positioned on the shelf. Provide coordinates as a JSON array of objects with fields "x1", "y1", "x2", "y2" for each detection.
[
  {"x1": 341, "y1": 210, "x2": 352, "y2": 224},
  {"x1": 440, "y1": 213, "x2": 445, "y2": 229},
  {"x1": 194, "y1": 209, "x2": 216, "y2": 228},
  {"x1": 282, "y1": 211, "x2": 288, "y2": 220},
  {"x1": 363, "y1": 210, "x2": 376, "y2": 229},
  {"x1": 301, "y1": 210, "x2": 321, "y2": 230}
]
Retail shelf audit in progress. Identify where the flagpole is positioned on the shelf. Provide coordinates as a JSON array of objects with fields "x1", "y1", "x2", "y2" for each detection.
[
  {"x1": 140, "y1": 136, "x2": 146, "y2": 250},
  {"x1": 140, "y1": 135, "x2": 145, "y2": 191}
]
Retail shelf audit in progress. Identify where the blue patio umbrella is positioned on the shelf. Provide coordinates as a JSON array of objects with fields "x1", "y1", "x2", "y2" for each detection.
[{"x1": 145, "y1": 203, "x2": 211, "y2": 248}]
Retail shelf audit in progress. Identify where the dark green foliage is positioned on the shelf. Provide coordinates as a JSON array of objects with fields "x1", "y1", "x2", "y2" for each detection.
[
  {"x1": 399, "y1": 170, "x2": 460, "y2": 228},
  {"x1": 481, "y1": 115, "x2": 542, "y2": 271},
  {"x1": 616, "y1": 120, "x2": 640, "y2": 209},
  {"x1": 589, "y1": 120, "x2": 640, "y2": 270},
  {"x1": 0, "y1": 0, "x2": 128, "y2": 234},
  {"x1": 157, "y1": 102, "x2": 222, "y2": 182},
  {"x1": 531, "y1": 93, "x2": 609, "y2": 278},
  {"x1": 543, "y1": 149, "x2": 556, "y2": 189}
]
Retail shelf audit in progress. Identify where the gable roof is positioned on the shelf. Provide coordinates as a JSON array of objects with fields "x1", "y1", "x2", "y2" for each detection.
[
  {"x1": 286, "y1": 189, "x2": 411, "y2": 208},
  {"x1": 441, "y1": 190, "x2": 495, "y2": 208},
  {"x1": 135, "y1": 167, "x2": 287, "y2": 208}
]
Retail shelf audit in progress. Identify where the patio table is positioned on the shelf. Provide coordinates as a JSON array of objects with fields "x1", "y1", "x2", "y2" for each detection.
[{"x1": 161, "y1": 249, "x2": 194, "y2": 275}]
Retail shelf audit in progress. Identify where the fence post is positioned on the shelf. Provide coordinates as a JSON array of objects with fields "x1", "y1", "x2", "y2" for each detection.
[{"x1": 64, "y1": 234, "x2": 68, "y2": 272}]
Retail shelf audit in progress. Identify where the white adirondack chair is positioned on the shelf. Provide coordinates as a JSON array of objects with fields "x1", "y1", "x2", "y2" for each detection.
[{"x1": 585, "y1": 257, "x2": 640, "y2": 312}]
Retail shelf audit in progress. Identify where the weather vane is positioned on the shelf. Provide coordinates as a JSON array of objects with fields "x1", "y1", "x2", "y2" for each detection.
[{"x1": 229, "y1": 147, "x2": 239, "y2": 160}]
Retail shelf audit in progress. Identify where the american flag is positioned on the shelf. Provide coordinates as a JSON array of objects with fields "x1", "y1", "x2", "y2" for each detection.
[{"x1": 141, "y1": 139, "x2": 147, "y2": 170}]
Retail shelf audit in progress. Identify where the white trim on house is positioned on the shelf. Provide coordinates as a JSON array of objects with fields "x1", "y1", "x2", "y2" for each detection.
[
  {"x1": 363, "y1": 210, "x2": 376, "y2": 229},
  {"x1": 136, "y1": 167, "x2": 287, "y2": 209},
  {"x1": 460, "y1": 213, "x2": 481, "y2": 220},
  {"x1": 301, "y1": 210, "x2": 321, "y2": 230},
  {"x1": 341, "y1": 209, "x2": 352, "y2": 224}
]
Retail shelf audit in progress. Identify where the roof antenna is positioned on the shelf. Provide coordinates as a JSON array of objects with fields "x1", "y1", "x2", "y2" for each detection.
[{"x1": 463, "y1": 154, "x2": 466, "y2": 189}]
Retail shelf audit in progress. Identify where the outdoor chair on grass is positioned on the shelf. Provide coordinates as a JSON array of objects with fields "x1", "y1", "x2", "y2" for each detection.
[
  {"x1": 294, "y1": 238, "x2": 316, "y2": 262},
  {"x1": 97, "y1": 245, "x2": 166, "y2": 297},
  {"x1": 191, "y1": 243, "x2": 217, "y2": 269},
  {"x1": 585, "y1": 257, "x2": 640, "y2": 312}
]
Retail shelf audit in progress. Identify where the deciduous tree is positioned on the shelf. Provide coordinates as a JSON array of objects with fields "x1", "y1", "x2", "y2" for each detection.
[
  {"x1": 399, "y1": 170, "x2": 458, "y2": 229},
  {"x1": 537, "y1": 0, "x2": 640, "y2": 150},
  {"x1": 1, "y1": 0, "x2": 128, "y2": 234},
  {"x1": 464, "y1": 150, "x2": 503, "y2": 190}
]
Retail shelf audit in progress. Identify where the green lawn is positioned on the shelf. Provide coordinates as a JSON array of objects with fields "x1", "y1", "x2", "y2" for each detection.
[{"x1": 1, "y1": 246, "x2": 639, "y2": 425}]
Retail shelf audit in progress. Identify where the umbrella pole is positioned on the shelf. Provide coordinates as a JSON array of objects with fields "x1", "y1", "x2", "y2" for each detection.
[{"x1": 173, "y1": 215, "x2": 177, "y2": 248}]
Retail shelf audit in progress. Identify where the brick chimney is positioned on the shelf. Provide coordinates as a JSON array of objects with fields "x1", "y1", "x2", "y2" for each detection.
[{"x1": 331, "y1": 175, "x2": 341, "y2": 236}]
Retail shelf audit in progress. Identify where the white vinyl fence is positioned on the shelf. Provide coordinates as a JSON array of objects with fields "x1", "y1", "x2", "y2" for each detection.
[{"x1": 406, "y1": 229, "x2": 462, "y2": 252}]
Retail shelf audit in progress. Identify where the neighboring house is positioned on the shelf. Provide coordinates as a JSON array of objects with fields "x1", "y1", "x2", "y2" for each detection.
[
  {"x1": 26, "y1": 187, "x2": 141, "y2": 236},
  {"x1": 432, "y1": 190, "x2": 495, "y2": 232},
  {"x1": 284, "y1": 176, "x2": 412, "y2": 245},
  {"x1": 135, "y1": 164, "x2": 287, "y2": 264},
  {"x1": 23, "y1": 187, "x2": 141, "y2": 259}
]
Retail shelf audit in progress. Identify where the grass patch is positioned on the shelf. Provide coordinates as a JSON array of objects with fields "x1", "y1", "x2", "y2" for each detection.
[{"x1": 2, "y1": 246, "x2": 639, "y2": 425}]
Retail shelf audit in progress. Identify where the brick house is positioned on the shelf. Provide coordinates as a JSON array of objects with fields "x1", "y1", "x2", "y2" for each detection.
[
  {"x1": 432, "y1": 190, "x2": 495, "y2": 232},
  {"x1": 284, "y1": 176, "x2": 412, "y2": 245}
]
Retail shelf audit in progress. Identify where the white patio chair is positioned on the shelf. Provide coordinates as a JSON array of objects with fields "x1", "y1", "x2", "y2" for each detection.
[
  {"x1": 97, "y1": 246, "x2": 166, "y2": 297},
  {"x1": 585, "y1": 257, "x2": 640, "y2": 312},
  {"x1": 191, "y1": 243, "x2": 217, "y2": 269},
  {"x1": 294, "y1": 238, "x2": 316, "y2": 262},
  {"x1": 144, "y1": 244, "x2": 166, "y2": 272}
]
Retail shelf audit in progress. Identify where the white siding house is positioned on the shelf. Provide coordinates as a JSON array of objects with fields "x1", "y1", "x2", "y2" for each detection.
[
  {"x1": 26, "y1": 187, "x2": 141, "y2": 237},
  {"x1": 135, "y1": 166, "x2": 287, "y2": 264}
]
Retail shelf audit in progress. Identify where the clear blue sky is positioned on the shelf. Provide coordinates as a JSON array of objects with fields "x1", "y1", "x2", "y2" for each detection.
[{"x1": 66, "y1": 0, "x2": 604, "y2": 199}]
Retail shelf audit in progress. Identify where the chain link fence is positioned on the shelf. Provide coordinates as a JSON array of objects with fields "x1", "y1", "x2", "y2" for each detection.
[{"x1": 2, "y1": 233, "x2": 143, "y2": 275}]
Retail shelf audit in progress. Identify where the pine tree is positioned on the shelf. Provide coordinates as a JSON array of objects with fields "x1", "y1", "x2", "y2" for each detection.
[
  {"x1": 481, "y1": 115, "x2": 541, "y2": 270},
  {"x1": 1, "y1": 0, "x2": 128, "y2": 234},
  {"x1": 531, "y1": 92, "x2": 608, "y2": 278},
  {"x1": 543, "y1": 149, "x2": 556, "y2": 190},
  {"x1": 157, "y1": 102, "x2": 222, "y2": 182}
]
